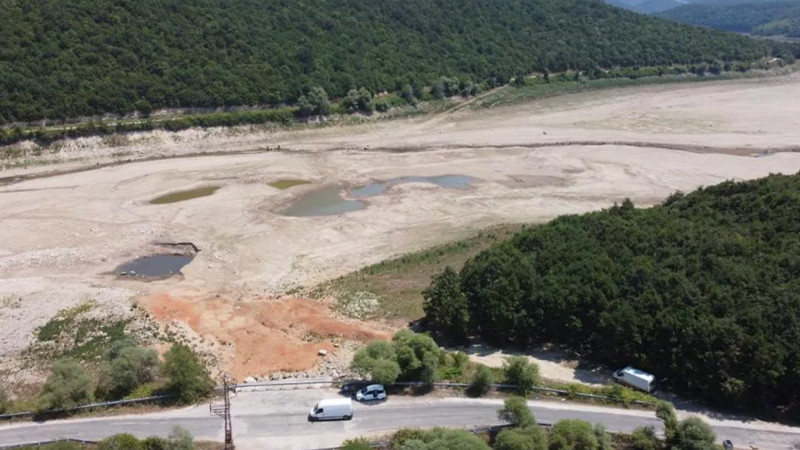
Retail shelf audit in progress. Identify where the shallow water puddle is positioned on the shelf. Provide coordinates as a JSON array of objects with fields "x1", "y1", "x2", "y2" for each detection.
[
  {"x1": 350, "y1": 174, "x2": 474, "y2": 197},
  {"x1": 279, "y1": 186, "x2": 365, "y2": 217},
  {"x1": 115, "y1": 255, "x2": 193, "y2": 278},
  {"x1": 279, "y1": 174, "x2": 474, "y2": 217},
  {"x1": 269, "y1": 179, "x2": 311, "y2": 189},
  {"x1": 150, "y1": 186, "x2": 220, "y2": 204}
]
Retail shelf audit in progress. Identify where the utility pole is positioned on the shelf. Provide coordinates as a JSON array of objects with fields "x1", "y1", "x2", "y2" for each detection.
[{"x1": 210, "y1": 374, "x2": 235, "y2": 450}]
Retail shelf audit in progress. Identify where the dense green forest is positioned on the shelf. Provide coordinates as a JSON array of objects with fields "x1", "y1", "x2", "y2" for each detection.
[
  {"x1": 656, "y1": 1, "x2": 800, "y2": 37},
  {"x1": 423, "y1": 173, "x2": 800, "y2": 417},
  {"x1": 0, "y1": 0, "x2": 790, "y2": 124}
]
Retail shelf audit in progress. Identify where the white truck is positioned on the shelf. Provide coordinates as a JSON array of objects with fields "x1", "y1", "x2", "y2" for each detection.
[
  {"x1": 613, "y1": 366, "x2": 656, "y2": 392},
  {"x1": 308, "y1": 398, "x2": 353, "y2": 421}
]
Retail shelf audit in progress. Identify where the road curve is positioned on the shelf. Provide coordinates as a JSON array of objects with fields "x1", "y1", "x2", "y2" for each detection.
[{"x1": 1, "y1": 388, "x2": 799, "y2": 449}]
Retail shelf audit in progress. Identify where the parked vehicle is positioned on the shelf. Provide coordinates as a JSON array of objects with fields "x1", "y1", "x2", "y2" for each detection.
[
  {"x1": 613, "y1": 366, "x2": 656, "y2": 392},
  {"x1": 355, "y1": 384, "x2": 386, "y2": 402},
  {"x1": 308, "y1": 398, "x2": 353, "y2": 421}
]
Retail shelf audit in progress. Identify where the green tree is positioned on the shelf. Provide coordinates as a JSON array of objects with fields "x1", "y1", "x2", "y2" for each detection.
[
  {"x1": 503, "y1": 356, "x2": 539, "y2": 395},
  {"x1": 297, "y1": 87, "x2": 330, "y2": 116},
  {"x1": 351, "y1": 340, "x2": 401, "y2": 385},
  {"x1": 392, "y1": 330, "x2": 440, "y2": 383},
  {"x1": 495, "y1": 425, "x2": 548, "y2": 450},
  {"x1": 162, "y1": 344, "x2": 214, "y2": 404},
  {"x1": 467, "y1": 366, "x2": 493, "y2": 397},
  {"x1": 39, "y1": 359, "x2": 93, "y2": 411},
  {"x1": 674, "y1": 417, "x2": 716, "y2": 450},
  {"x1": 423, "y1": 266, "x2": 470, "y2": 343},
  {"x1": 497, "y1": 396, "x2": 535, "y2": 427},
  {"x1": 549, "y1": 419, "x2": 600, "y2": 450}
]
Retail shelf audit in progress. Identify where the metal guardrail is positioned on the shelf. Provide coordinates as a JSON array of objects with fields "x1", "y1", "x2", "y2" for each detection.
[
  {"x1": 0, "y1": 394, "x2": 173, "y2": 422},
  {"x1": 0, "y1": 439, "x2": 98, "y2": 449}
]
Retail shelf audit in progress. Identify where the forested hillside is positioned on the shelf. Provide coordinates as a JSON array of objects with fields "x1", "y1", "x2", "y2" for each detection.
[
  {"x1": 423, "y1": 174, "x2": 800, "y2": 417},
  {"x1": 0, "y1": 0, "x2": 781, "y2": 124},
  {"x1": 656, "y1": 1, "x2": 800, "y2": 36}
]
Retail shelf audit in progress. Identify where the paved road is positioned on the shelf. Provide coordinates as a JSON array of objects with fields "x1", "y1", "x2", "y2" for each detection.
[{"x1": 1, "y1": 388, "x2": 799, "y2": 449}]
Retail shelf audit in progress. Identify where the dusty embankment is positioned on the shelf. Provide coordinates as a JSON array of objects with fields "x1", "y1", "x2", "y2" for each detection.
[{"x1": 2, "y1": 74, "x2": 800, "y2": 389}]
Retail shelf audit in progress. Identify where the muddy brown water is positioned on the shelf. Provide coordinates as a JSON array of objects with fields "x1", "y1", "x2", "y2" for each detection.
[
  {"x1": 279, "y1": 174, "x2": 475, "y2": 217},
  {"x1": 115, "y1": 255, "x2": 193, "y2": 278},
  {"x1": 150, "y1": 186, "x2": 221, "y2": 204}
]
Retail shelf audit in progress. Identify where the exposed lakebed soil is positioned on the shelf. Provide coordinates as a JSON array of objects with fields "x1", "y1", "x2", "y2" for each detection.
[{"x1": 3, "y1": 74, "x2": 800, "y2": 385}]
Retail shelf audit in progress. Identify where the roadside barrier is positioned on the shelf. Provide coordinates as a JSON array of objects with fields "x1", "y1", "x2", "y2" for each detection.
[
  {"x1": 0, "y1": 394, "x2": 173, "y2": 422},
  {"x1": 0, "y1": 439, "x2": 97, "y2": 449}
]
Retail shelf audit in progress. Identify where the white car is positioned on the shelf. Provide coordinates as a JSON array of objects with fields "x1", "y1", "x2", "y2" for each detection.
[{"x1": 355, "y1": 384, "x2": 386, "y2": 402}]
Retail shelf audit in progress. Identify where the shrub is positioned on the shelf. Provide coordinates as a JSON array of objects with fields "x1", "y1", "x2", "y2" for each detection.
[
  {"x1": 392, "y1": 330, "x2": 440, "y2": 383},
  {"x1": 549, "y1": 419, "x2": 599, "y2": 450},
  {"x1": 453, "y1": 351, "x2": 469, "y2": 368},
  {"x1": 503, "y1": 356, "x2": 539, "y2": 395},
  {"x1": 495, "y1": 425, "x2": 548, "y2": 450},
  {"x1": 39, "y1": 359, "x2": 93, "y2": 411},
  {"x1": 141, "y1": 436, "x2": 168, "y2": 450},
  {"x1": 497, "y1": 396, "x2": 535, "y2": 428},
  {"x1": 594, "y1": 424, "x2": 613, "y2": 450},
  {"x1": 656, "y1": 402, "x2": 679, "y2": 443},
  {"x1": 467, "y1": 366, "x2": 493, "y2": 397},
  {"x1": 392, "y1": 428, "x2": 428, "y2": 446},
  {"x1": 98, "y1": 434, "x2": 143, "y2": 450},
  {"x1": 168, "y1": 425, "x2": 194, "y2": 450},
  {"x1": 392, "y1": 427, "x2": 490, "y2": 450},
  {"x1": 374, "y1": 98, "x2": 390, "y2": 112},
  {"x1": 351, "y1": 340, "x2": 401, "y2": 385},
  {"x1": 674, "y1": 417, "x2": 716, "y2": 450},
  {"x1": 631, "y1": 426, "x2": 658, "y2": 450},
  {"x1": 162, "y1": 344, "x2": 214, "y2": 404},
  {"x1": 97, "y1": 344, "x2": 160, "y2": 399},
  {"x1": 0, "y1": 386, "x2": 9, "y2": 414},
  {"x1": 341, "y1": 437, "x2": 373, "y2": 450}
]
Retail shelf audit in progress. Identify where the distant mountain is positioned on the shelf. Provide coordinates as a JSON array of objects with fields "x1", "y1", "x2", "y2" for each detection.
[
  {"x1": 605, "y1": 0, "x2": 691, "y2": 14},
  {"x1": 606, "y1": 0, "x2": 791, "y2": 14},
  {"x1": 656, "y1": 1, "x2": 800, "y2": 36}
]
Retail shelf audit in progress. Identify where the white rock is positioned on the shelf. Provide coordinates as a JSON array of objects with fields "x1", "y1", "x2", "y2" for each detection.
[
  {"x1": 244, "y1": 376, "x2": 256, "y2": 384},
  {"x1": 318, "y1": 349, "x2": 328, "y2": 356}
]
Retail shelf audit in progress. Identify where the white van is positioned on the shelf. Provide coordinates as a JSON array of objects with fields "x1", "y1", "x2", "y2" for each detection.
[
  {"x1": 613, "y1": 366, "x2": 656, "y2": 392},
  {"x1": 308, "y1": 398, "x2": 353, "y2": 421}
]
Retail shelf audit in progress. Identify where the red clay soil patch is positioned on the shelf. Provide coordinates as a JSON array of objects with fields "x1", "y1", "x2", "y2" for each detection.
[{"x1": 140, "y1": 293, "x2": 389, "y2": 381}]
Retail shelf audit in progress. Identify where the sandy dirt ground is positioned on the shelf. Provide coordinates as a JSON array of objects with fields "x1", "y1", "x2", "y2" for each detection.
[{"x1": 2, "y1": 74, "x2": 800, "y2": 387}]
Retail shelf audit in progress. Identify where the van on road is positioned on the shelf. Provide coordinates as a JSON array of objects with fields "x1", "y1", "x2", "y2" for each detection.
[{"x1": 308, "y1": 398, "x2": 353, "y2": 421}]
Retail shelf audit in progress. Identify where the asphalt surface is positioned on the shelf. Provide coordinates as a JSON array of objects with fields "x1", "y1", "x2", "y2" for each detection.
[{"x1": 1, "y1": 387, "x2": 799, "y2": 449}]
